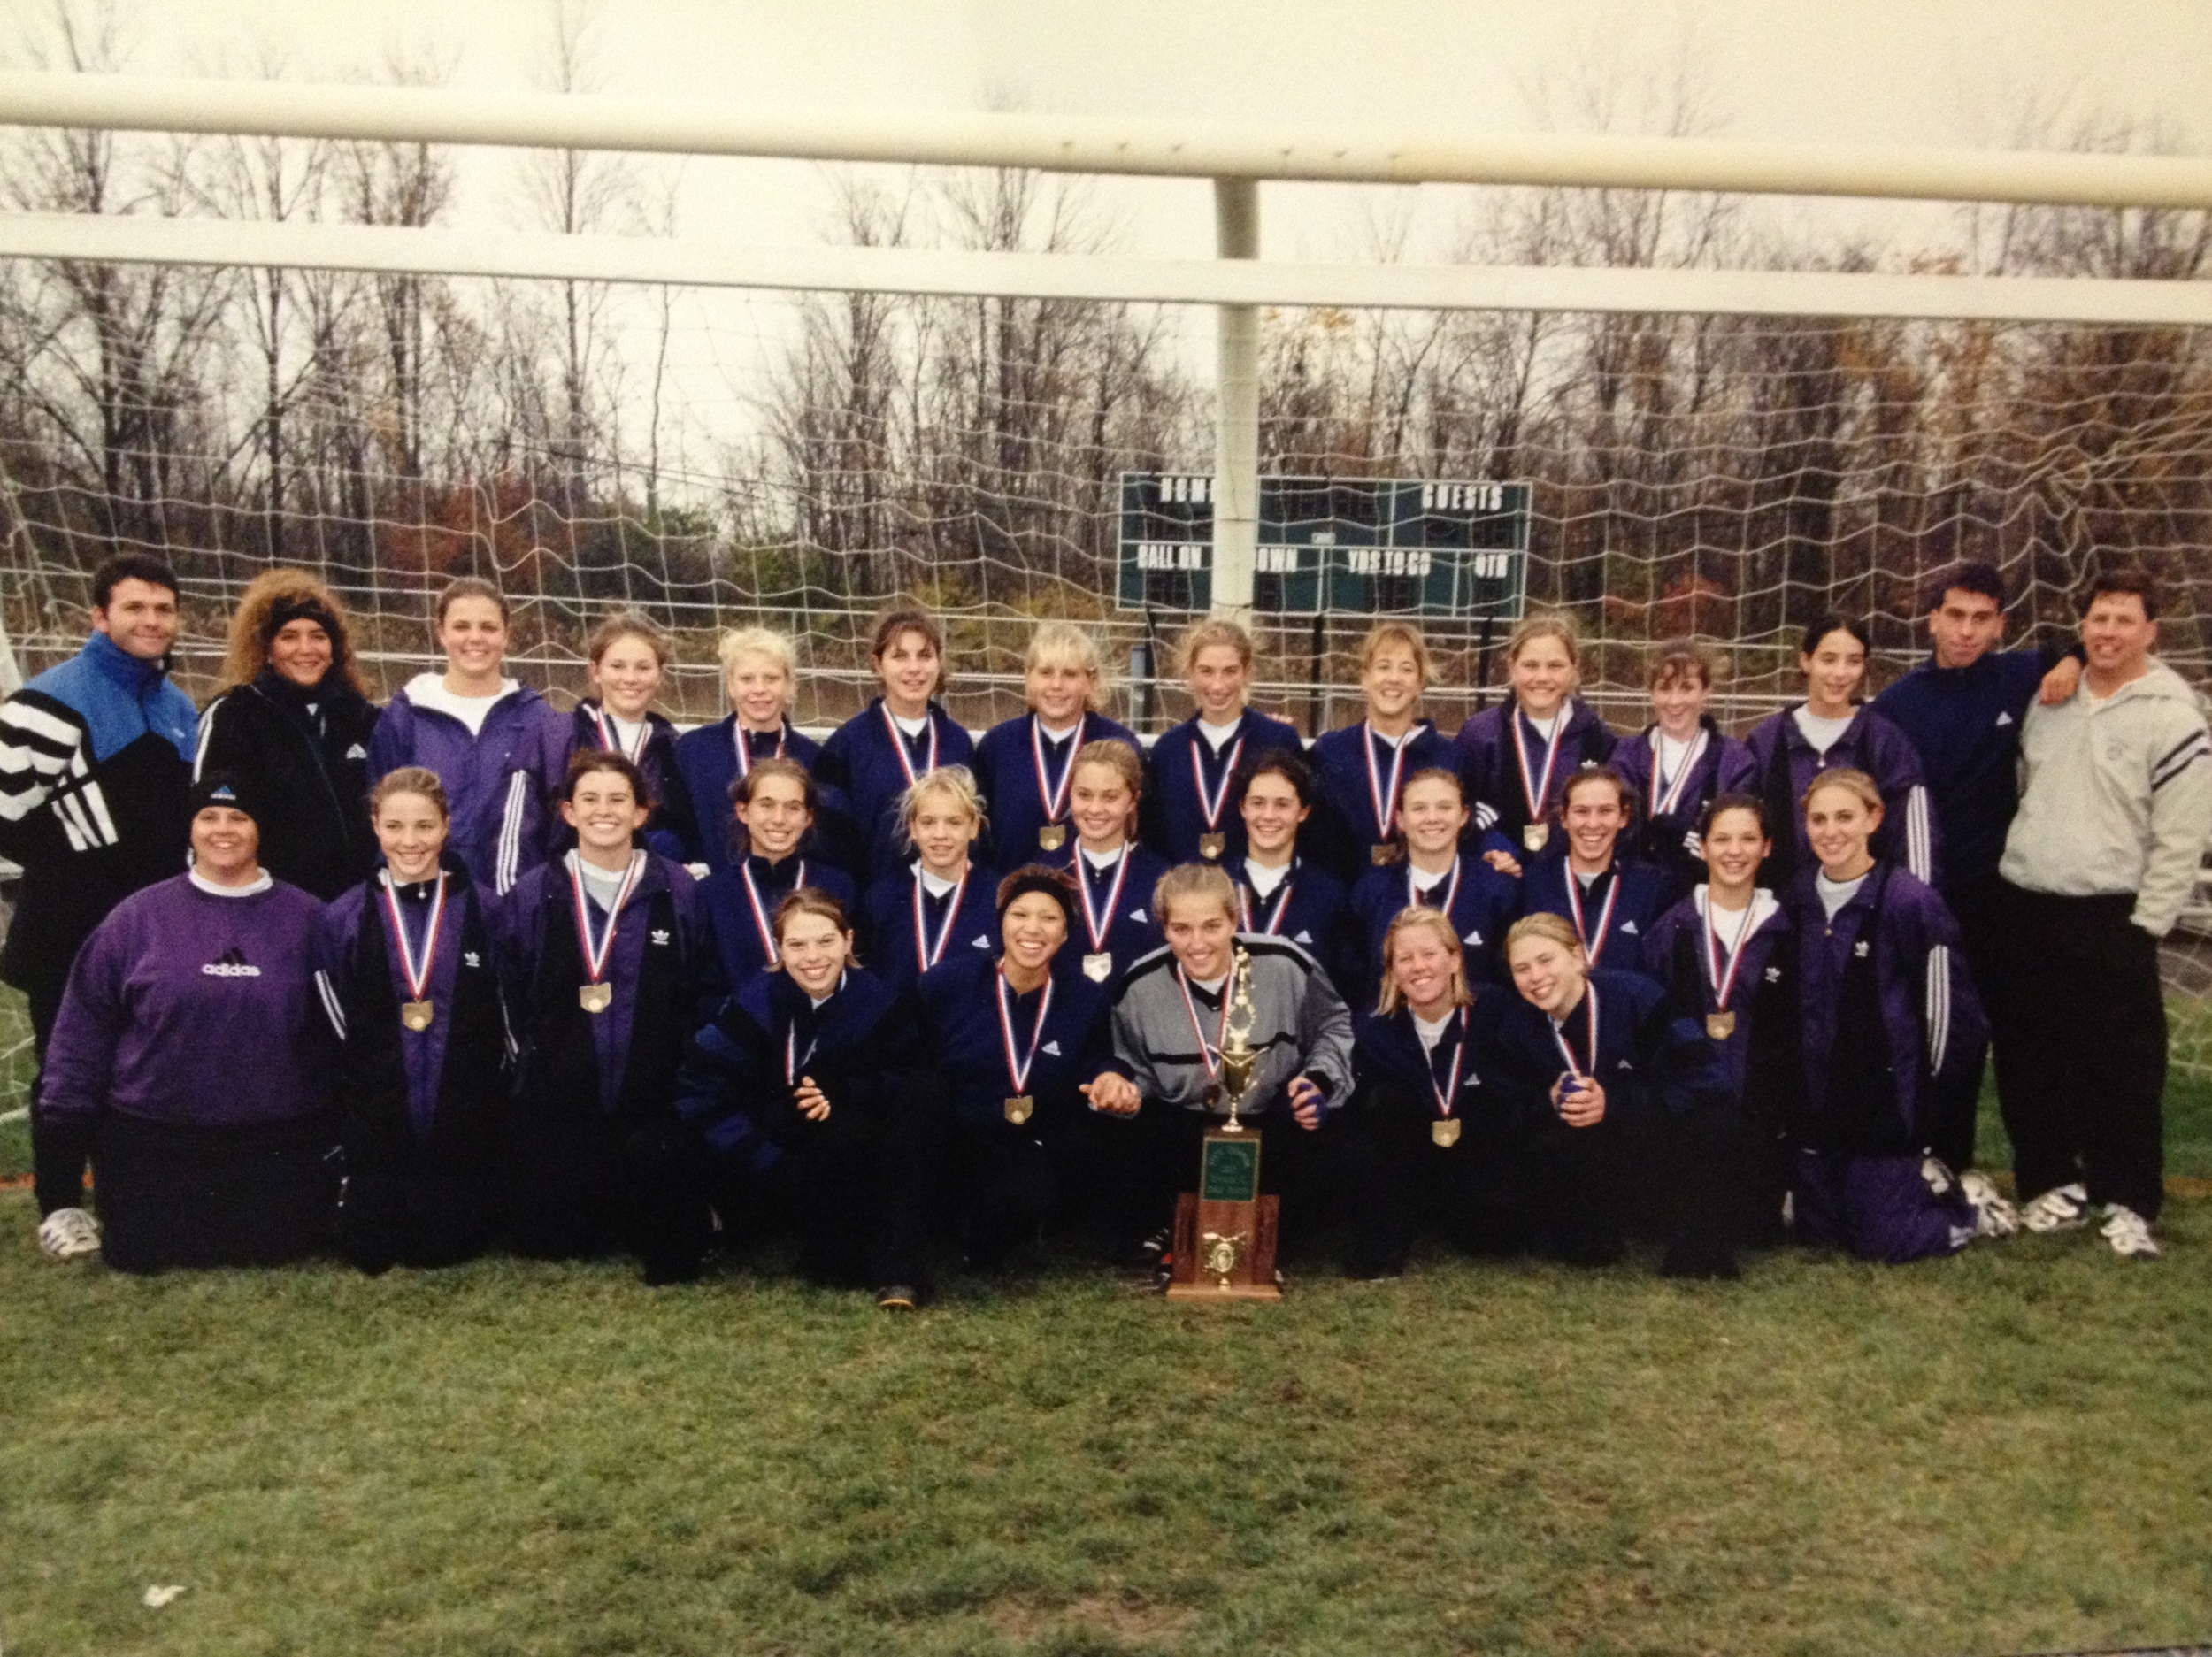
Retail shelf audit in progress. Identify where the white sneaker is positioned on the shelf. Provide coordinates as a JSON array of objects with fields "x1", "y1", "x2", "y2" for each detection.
[
  {"x1": 36, "y1": 1206, "x2": 101, "y2": 1261},
  {"x1": 1960, "y1": 1170, "x2": 2019, "y2": 1239},
  {"x1": 2099, "y1": 1204, "x2": 2161, "y2": 1260},
  {"x1": 2018, "y1": 1182, "x2": 2090, "y2": 1234}
]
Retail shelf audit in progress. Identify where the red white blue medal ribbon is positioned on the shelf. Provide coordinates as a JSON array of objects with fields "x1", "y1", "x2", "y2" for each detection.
[
  {"x1": 1512, "y1": 707, "x2": 1566, "y2": 824},
  {"x1": 1189, "y1": 732, "x2": 1245, "y2": 836},
  {"x1": 911, "y1": 868, "x2": 968, "y2": 975},
  {"x1": 1551, "y1": 978, "x2": 1599, "y2": 1083},
  {"x1": 1031, "y1": 716, "x2": 1080, "y2": 827},
  {"x1": 569, "y1": 851, "x2": 645, "y2": 986},
  {"x1": 588, "y1": 704, "x2": 650, "y2": 763},
  {"x1": 741, "y1": 858, "x2": 805, "y2": 967},
  {"x1": 1363, "y1": 723, "x2": 1410, "y2": 840},
  {"x1": 995, "y1": 964, "x2": 1055, "y2": 1095},
  {"x1": 733, "y1": 719, "x2": 787, "y2": 779},
  {"x1": 1076, "y1": 849, "x2": 1131, "y2": 954},
  {"x1": 1239, "y1": 869, "x2": 1294, "y2": 935},
  {"x1": 880, "y1": 702, "x2": 937, "y2": 788},
  {"x1": 1173, "y1": 960, "x2": 1236, "y2": 1082},
  {"x1": 1563, "y1": 867, "x2": 1621, "y2": 966},
  {"x1": 1649, "y1": 727, "x2": 1709, "y2": 817},
  {"x1": 1428, "y1": 1006, "x2": 1469, "y2": 1118},
  {"x1": 1701, "y1": 893, "x2": 1752, "y2": 1012},
  {"x1": 1408, "y1": 856, "x2": 1462, "y2": 920},
  {"x1": 380, "y1": 870, "x2": 445, "y2": 1001}
]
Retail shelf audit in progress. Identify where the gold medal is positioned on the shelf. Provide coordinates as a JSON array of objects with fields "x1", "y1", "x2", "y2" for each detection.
[
  {"x1": 580, "y1": 981, "x2": 613, "y2": 1014},
  {"x1": 1371, "y1": 842, "x2": 1398, "y2": 866},
  {"x1": 1004, "y1": 1093, "x2": 1033, "y2": 1125},
  {"x1": 1432, "y1": 1117, "x2": 1462, "y2": 1147},
  {"x1": 1083, "y1": 951, "x2": 1114, "y2": 983},
  {"x1": 1199, "y1": 832, "x2": 1225, "y2": 860},
  {"x1": 1523, "y1": 822, "x2": 1549, "y2": 852},
  {"x1": 400, "y1": 999, "x2": 434, "y2": 1032},
  {"x1": 1037, "y1": 823, "x2": 1065, "y2": 852},
  {"x1": 1706, "y1": 1010, "x2": 1736, "y2": 1040}
]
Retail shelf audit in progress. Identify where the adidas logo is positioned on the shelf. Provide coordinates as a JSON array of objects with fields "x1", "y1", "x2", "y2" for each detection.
[
  {"x1": 1995, "y1": 712, "x2": 2014, "y2": 727},
  {"x1": 972, "y1": 934, "x2": 991, "y2": 948},
  {"x1": 1464, "y1": 930, "x2": 1483, "y2": 945},
  {"x1": 201, "y1": 946, "x2": 261, "y2": 978},
  {"x1": 651, "y1": 929, "x2": 671, "y2": 946},
  {"x1": 1042, "y1": 1039, "x2": 1061, "y2": 1055},
  {"x1": 346, "y1": 742, "x2": 369, "y2": 758},
  {"x1": 1294, "y1": 930, "x2": 1313, "y2": 944},
  {"x1": 208, "y1": 784, "x2": 238, "y2": 802},
  {"x1": 1130, "y1": 909, "x2": 1148, "y2": 922},
  {"x1": 1764, "y1": 966, "x2": 1781, "y2": 982},
  {"x1": 1621, "y1": 920, "x2": 1639, "y2": 934},
  {"x1": 1854, "y1": 940, "x2": 1870, "y2": 957},
  {"x1": 465, "y1": 951, "x2": 481, "y2": 969}
]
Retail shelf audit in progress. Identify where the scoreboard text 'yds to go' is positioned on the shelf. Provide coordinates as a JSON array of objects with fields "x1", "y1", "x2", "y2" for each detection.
[{"x1": 1117, "y1": 472, "x2": 1530, "y2": 618}]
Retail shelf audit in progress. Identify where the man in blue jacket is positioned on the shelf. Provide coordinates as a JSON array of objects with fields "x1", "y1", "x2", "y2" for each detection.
[
  {"x1": 0, "y1": 554, "x2": 199, "y2": 1259},
  {"x1": 1871, "y1": 561, "x2": 2076, "y2": 1193}
]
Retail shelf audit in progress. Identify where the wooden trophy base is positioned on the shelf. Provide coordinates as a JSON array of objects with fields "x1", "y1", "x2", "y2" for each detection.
[{"x1": 1164, "y1": 1191, "x2": 1281, "y2": 1300}]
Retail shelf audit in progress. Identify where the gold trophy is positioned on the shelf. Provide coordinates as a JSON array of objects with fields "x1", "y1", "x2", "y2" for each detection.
[{"x1": 1166, "y1": 947, "x2": 1282, "y2": 1301}]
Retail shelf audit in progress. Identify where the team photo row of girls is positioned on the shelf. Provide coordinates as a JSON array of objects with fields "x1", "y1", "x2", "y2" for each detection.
[{"x1": 14, "y1": 551, "x2": 2204, "y2": 1299}]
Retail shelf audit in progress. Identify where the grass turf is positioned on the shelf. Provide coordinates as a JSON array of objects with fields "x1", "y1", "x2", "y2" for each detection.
[{"x1": 3, "y1": 998, "x2": 2210, "y2": 1653}]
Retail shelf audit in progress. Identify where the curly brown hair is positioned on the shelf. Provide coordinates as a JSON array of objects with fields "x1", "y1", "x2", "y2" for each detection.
[{"x1": 219, "y1": 568, "x2": 365, "y2": 695}]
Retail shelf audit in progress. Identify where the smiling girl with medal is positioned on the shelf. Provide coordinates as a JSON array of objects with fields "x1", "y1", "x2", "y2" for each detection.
[
  {"x1": 565, "y1": 610, "x2": 699, "y2": 865},
  {"x1": 1779, "y1": 769, "x2": 2007, "y2": 1262},
  {"x1": 1486, "y1": 912, "x2": 1729, "y2": 1270},
  {"x1": 319, "y1": 767, "x2": 509, "y2": 1273},
  {"x1": 1055, "y1": 738, "x2": 1167, "y2": 988},
  {"x1": 911, "y1": 866, "x2": 1127, "y2": 1273},
  {"x1": 1347, "y1": 908, "x2": 1515, "y2": 1275},
  {"x1": 1452, "y1": 613, "x2": 1617, "y2": 855},
  {"x1": 1514, "y1": 768, "x2": 1667, "y2": 986},
  {"x1": 859, "y1": 766, "x2": 1001, "y2": 992},
  {"x1": 1743, "y1": 616, "x2": 1937, "y2": 889},
  {"x1": 1641, "y1": 794, "x2": 1799, "y2": 1271},
  {"x1": 1349, "y1": 766, "x2": 1518, "y2": 1008},
  {"x1": 1308, "y1": 621, "x2": 1458, "y2": 883},
  {"x1": 817, "y1": 606, "x2": 975, "y2": 882},
  {"x1": 1607, "y1": 642, "x2": 1758, "y2": 909},
  {"x1": 494, "y1": 749, "x2": 707, "y2": 1281},
  {"x1": 699, "y1": 757, "x2": 856, "y2": 1003},
  {"x1": 367, "y1": 578, "x2": 574, "y2": 897},
  {"x1": 972, "y1": 622, "x2": 1138, "y2": 864},
  {"x1": 1141, "y1": 618, "x2": 1302, "y2": 864},
  {"x1": 1229, "y1": 748, "x2": 1354, "y2": 989},
  {"x1": 674, "y1": 888, "x2": 933, "y2": 1306},
  {"x1": 672, "y1": 627, "x2": 823, "y2": 876}
]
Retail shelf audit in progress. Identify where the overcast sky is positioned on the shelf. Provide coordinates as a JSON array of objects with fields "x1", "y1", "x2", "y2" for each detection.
[{"x1": 14, "y1": 0, "x2": 2210, "y2": 484}]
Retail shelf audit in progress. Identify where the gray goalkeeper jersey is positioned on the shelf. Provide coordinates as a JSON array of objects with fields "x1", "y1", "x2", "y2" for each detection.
[{"x1": 1109, "y1": 933, "x2": 1355, "y2": 1116}]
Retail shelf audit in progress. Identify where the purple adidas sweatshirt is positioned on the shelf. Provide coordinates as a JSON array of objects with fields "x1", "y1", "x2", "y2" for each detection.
[{"x1": 42, "y1": 871, "x2": 333, "y2": 1126}]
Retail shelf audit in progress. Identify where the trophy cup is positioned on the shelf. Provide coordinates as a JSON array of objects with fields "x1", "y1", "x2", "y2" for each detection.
[{"x1": 1166, "y1": 946, "x2": 1283, "y2": 1302}]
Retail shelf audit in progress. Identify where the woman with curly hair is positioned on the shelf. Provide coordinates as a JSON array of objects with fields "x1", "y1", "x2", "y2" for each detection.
[{"x1": 195, "y1": 567, "x2": 381, "y2": 900}]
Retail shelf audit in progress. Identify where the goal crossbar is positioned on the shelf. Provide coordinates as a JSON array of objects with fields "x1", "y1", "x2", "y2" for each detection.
[
  {"x1": 1, "y1": 69, "x2": 2210, "y2": 210},
  {"x1": 2, "y1": 210, "x2": 2208, "y2": 326}
]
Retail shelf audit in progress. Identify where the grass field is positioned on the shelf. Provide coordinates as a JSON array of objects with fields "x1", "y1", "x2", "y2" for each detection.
[{"x1": 3, "y1": 1001, "x2": 2209, "y2": 1654}]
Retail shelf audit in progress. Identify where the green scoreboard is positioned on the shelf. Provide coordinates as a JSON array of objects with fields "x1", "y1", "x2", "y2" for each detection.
[{"x1": 1116, "y1": 472, "x2": 1530, "y2": 618}]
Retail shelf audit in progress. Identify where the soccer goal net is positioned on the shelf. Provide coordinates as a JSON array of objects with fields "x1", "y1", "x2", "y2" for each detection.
[{"x1": 0, "y1": 136, "x2": 2207, "y2": 1067}]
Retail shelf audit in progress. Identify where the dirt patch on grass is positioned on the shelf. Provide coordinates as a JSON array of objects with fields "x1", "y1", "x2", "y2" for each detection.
[{"x1": 987, "y1": 1589, "x2": 1200, "y2": 1648}]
